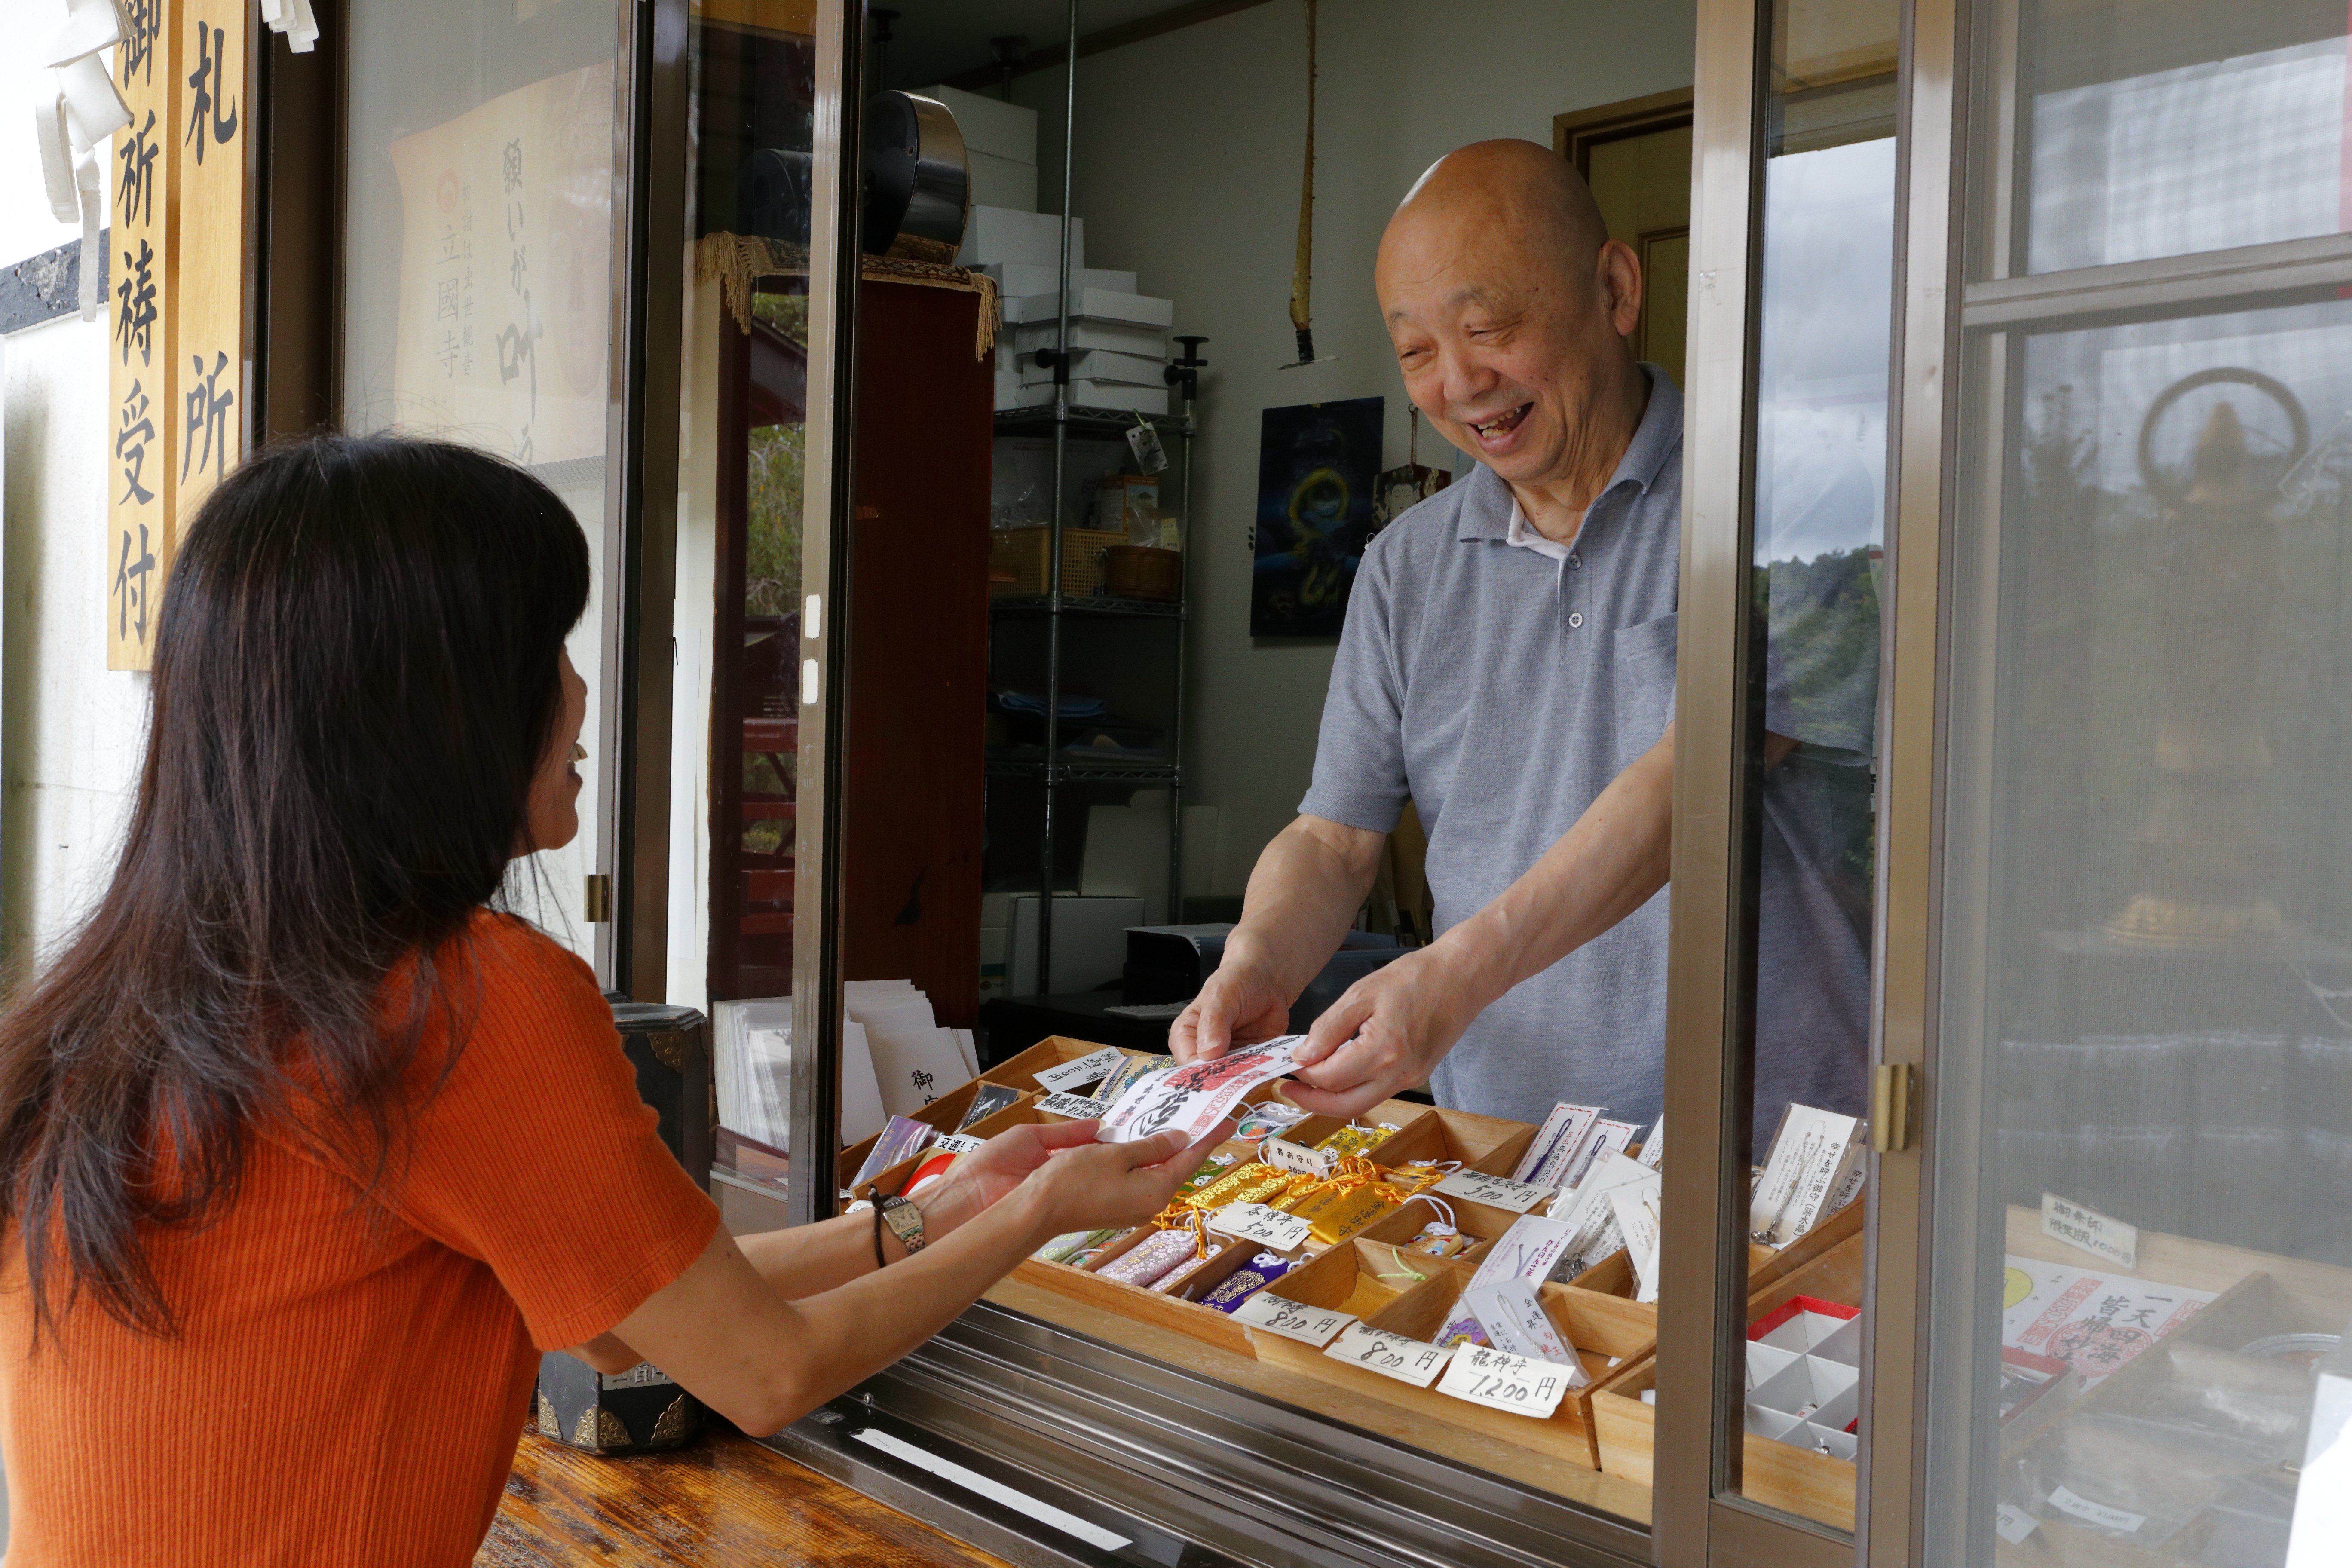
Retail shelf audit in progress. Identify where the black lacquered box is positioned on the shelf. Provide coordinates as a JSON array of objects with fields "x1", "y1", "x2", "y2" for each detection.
[{"x1": 532, "y1": 1002, "x2": 713, "y2": 1455}]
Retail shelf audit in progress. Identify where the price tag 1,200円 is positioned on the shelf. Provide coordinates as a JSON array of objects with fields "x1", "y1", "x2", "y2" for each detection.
[
  {"x1": 1208, "y1": 1201, "x2": 1315, "y2": 1253},
  {"x1": 1231, "y1": 1292, "x2": 1356, "y2": 1348},
  {"x1": 1436, "y1": 1344, "x2": 1576, "y2": 1419},
  {"x1": 1323, "y1": 1324, "x2": 1454, "y2": 1387}
]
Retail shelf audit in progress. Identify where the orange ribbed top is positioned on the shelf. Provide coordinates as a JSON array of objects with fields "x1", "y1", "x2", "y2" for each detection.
[{"x1": 0, "y1": 913, "x2": 722, "y2": 1567}]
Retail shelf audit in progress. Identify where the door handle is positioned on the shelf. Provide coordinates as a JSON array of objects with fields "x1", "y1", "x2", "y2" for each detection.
[{"x1": 1870, "y1": 1063, "x2": 1917, "y2": 1153}]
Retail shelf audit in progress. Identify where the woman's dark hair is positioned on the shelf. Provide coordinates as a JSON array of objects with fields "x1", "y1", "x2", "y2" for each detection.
[{"x1": 0, "y1": 434, "x2": 591, "y2": 1338}]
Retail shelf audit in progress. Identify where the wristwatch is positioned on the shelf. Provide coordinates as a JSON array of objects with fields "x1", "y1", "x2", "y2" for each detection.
[{"x1": 878, "y1": 1194, "x2": 927, "y2": 1257}]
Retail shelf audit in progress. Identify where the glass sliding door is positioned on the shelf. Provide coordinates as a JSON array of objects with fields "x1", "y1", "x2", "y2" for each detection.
[
  {"x1": 671, "y1": 0, "x2": 860, "y2": 1228},
  {"x1": 1919, "y1": 0, "x2": 2352, "y2": 1562},
  {"x1": 1658, "y1": 0, "x2": 1899, "y2": 1556},
  {"x1": 340, "y1": 0, "x2": 629, "y2": 976}
]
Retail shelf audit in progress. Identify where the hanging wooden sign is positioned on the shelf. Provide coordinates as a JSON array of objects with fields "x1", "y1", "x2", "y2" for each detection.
[
  {"x1": 105, "y1": 0, "x2": 173, "y2": 670},
  {"x1": 107, "y1": 0, "x2": 247, "y2": 671}
]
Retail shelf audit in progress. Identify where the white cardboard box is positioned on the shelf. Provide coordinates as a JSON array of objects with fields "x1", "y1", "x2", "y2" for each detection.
[
  {"x1": 1017, "y1": 347, "x2": 1167, "y2": 388},
  {"x1": 958, "y1": 206, "x2": 1082, "y2": 269},
  {"x1": 914, "y1": 83, "x2": 1037, "y2": 163},
  {"x1": 981, "y1": 262, "x2": 1138, "y2": 297},
  {"x1": 966, "y1": 150, "x2": 1037, "y2": 212},
  {"x1": 1011, "y1": 320, "x2": 1169, "y2": 358},
  {"x1": 998, "y1": 893, "x2": 1143, "y2": 995},
  {"x1": 1009, "y1": 379, "x2": 1170, "y2": 415},
  {"x1": 1002, "y1": 288, "x2": 1171, "y2": 328}
]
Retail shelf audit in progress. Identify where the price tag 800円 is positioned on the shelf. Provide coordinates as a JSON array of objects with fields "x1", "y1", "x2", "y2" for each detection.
[{"x1": 1231, "y1": 1292, "x2": 1355, "y2": 1348}]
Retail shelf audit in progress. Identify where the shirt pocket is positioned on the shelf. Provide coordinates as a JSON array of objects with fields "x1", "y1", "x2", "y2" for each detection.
[{"x1": 1612, "y1": 610, "x2": 1679, "y2": 772}]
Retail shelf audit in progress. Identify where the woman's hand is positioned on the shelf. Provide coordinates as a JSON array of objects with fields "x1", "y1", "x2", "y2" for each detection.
[
  {"x1": 1010, "y1": 1124, "x2": 1226, "y2": 1245},
  {"x1": 916, "y1": 1116, "x2": 1106, "y2": 1239}
]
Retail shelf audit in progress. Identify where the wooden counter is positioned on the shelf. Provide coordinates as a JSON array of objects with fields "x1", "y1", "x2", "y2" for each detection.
[{"x1": 477, "y1": 1429, "x2": 1015, "y2": 1567}]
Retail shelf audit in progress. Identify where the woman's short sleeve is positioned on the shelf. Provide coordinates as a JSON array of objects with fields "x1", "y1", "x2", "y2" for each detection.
[{"x1": 384, "y1": 915, "x2": 722, "y2": 1351}]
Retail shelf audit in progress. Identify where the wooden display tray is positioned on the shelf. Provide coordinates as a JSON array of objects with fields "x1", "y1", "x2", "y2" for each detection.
[
  {"x1": 980, "y1": 1036, "x2": 1165, "y2": 1098},
  {"x1": 1590, "y1": 1231, "x2": 1867, "y2": 1531},
  {"x1": 1010, "y1": 1216, "x2": 1267, "y2": 1357},
  {"x1": 845, "y1": 1096, "x2": 1050, "y2": 1204},
  {"x1": 835, "y1": 1081, "x2": 1037, "y2": 1191},
  {"x1": 1248, "y1": 1239, "x2": 1658, "y2": 1470}
]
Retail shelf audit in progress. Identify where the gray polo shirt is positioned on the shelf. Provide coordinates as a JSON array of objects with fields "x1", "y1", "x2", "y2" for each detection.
[{"x1": 1299, "y1": 371, "x2": 1871, "y2": 1135}]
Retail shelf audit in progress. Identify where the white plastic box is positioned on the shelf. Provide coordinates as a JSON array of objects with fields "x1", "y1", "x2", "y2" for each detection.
[{"x1": 1744, "y1": 1296, "x2": 1862, "y2": 1461}]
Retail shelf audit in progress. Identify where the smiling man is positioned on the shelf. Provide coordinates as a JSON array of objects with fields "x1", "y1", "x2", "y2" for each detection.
[{"x1": 1172, "y1": 139, "x2": 1871, "y2": 1136}]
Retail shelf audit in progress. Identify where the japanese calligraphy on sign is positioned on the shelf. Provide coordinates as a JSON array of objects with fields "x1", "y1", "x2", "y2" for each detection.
[
  {"x1": 105, "y1": 6, "x2": 172, "y2": 668},
  {"x1": 105, "y1": 2, "x2": 250, "y2": 669},
  {"x1": 386, "y1": 64, "x2": 614, "y2": 467}
]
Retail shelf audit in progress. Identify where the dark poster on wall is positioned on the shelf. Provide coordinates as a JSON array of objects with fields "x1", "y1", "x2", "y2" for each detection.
[{"x1": 1251, "y1": 396, "x2": 1384, "y2": 637}]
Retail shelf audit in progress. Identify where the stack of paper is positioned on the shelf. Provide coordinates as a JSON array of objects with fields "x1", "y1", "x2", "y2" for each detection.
[
  {"x1": 713, "y1": 983, "x2": 980, "y2": 1155},
  {"x1": 846, "y1": 980, "x2": 979, "y2": 1118},
  {"x1": 711, "y1": 998, "x2": 797, "y2": 1153}
]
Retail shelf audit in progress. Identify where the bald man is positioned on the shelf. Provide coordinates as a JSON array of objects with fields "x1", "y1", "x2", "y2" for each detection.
[{"x1": 1171, "y1": 140, "x2": 1872, "y2": 1136}]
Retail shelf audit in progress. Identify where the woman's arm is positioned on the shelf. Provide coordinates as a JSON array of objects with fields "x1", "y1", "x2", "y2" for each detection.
[{"x1": 593, "y1": 1125, "x2": 1204, "y2": 1434}]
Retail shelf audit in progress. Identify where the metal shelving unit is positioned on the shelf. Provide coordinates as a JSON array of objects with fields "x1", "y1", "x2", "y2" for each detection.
[
  {"x1": 987, "y1": 397, "x2": 1197, "y2": 987},
  {"x1": 986, "y1": 10, "x2": 1205, "y2": 989}
]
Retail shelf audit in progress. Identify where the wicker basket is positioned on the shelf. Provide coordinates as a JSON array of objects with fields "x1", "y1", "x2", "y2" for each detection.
[
  {"x1": 1102, "y1": 545, "x2": 1183, "y2": 601},
  {"x1": 987, "y1": 526, "x2": 1124, "y2": 597}
]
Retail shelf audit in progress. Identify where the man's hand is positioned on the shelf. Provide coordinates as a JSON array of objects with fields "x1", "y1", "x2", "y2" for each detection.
[
  {"x1": 1169, "y1": 957, "x2": 1292, "y2": 1064},
  {"x1": 1282, "y1": 946, "x2": 1488, "y2": 1116},
  {"x1": 1169, "y1": 816, "x2": 1388, "y2": 1063}
]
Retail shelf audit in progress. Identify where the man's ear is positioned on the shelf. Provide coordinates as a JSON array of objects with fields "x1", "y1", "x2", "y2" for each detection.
[{"x1": 1597, "y1": 238, "x2": 1644, "y2": 340}]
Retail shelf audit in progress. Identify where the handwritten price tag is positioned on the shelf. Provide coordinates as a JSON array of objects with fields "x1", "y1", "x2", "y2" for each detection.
[
  {"x1": 1434, "y1": 1170, "x2": 1556, "y2": 1213},
  {"x1": 1209, "y1": 1201, "x2": 1314, "y2": 1253},
  {"x1": 1034, "y1": 1091, "x2": 1109, "y2": 1120},
  {"x1": 1261, "y1": 1136, "x2": 1339, "y2": 1179},
  {"x1": 1323, "y1": 1324, "x2": 1454, "y2": 1387},
  {"x1": 1231, "y1": 1292, "x2": 1356, "y2": 1347},
  {"x1": 1436, "y1": 1345, "x2": 1575, "y2": 1419},
  {"x1": 931, "y1": 1133, "x2": 985, "y2": 1155},
  {"x1": 1035, "y1": 1047, "x2": 1127, "y2": 1094},
  {"x1": 2040, "y1": 1193, "x2": 2138, "y2": 1271}
]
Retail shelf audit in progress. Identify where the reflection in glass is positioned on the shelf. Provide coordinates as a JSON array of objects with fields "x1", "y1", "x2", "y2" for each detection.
[
  {"x1": 689, "y1": 15, "x2": 817, "y2": 1006},
  {"x1": 2016, "y1": 3, "x2": 2352, "y2": 274},
  {"x1": 1940, "y1": 294, "x2": 2352, "y2": 1563},
  {"x1": 1725, "y1": 0, "x2": 1898, "y2": 1532},
  {"x1": 341, "y1": 0, "x2": 624, "y2": 962}
]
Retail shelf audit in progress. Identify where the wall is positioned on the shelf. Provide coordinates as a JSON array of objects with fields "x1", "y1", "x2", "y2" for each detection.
[
  {"x1": 1, "y1": 306, "x2": 143, "y2": 987},
  {"x1": 1017, "y1": 0, "x2": 1695, "y2": 893}
]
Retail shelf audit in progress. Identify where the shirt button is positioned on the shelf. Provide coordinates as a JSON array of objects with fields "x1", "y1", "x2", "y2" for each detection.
[
  {"x1": 1568, "y1": 612, "x2": 1584, "y2": 628},
  {"x1": 1568, "y1": 554, "x2": 1581, "y2": 568}
]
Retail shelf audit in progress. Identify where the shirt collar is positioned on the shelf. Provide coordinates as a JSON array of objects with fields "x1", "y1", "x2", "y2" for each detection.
[{"x1": 1455, "y1": 365, "x2": 1684, "y2": 544}]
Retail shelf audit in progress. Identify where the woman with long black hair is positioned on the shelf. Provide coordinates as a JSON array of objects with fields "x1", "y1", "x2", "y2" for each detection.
[{"x1": 0, "y1": 435, "x2": 1207, "y2": 1566}]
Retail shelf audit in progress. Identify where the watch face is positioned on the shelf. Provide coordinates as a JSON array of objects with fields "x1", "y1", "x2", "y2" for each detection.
[{"x1": 884, "y1": 1199, "x2": 924, "y2": 1248}]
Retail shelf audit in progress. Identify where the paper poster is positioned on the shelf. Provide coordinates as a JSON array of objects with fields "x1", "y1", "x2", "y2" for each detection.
[
  {"x1": 2000, "y1": 1256, "x2": 2214, "y2": 1385},
  {"x1": 387, "y1": 62, "x2": 615, "y2": 464}
]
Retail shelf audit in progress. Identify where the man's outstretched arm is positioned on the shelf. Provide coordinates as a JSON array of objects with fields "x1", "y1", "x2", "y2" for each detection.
[
  {"x1": 1169, "y1": 815, "x2": 1387, "y2": 1063},
  {"x1": 1283, "y1": 727, "x2": 1678, "y2": 1116}
]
